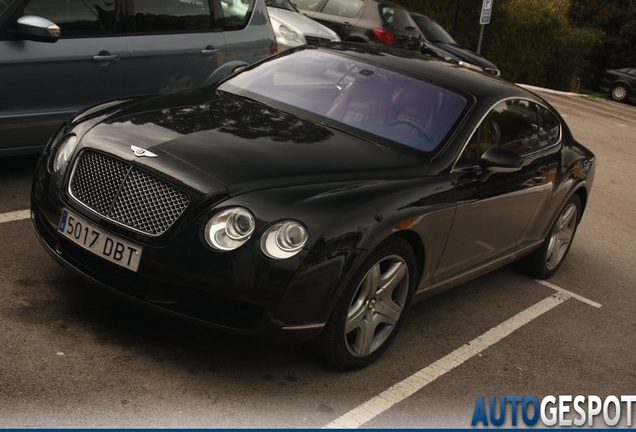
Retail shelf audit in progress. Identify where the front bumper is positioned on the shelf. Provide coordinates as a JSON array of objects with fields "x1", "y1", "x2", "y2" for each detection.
[{"x1": 31, "y1": 198, "x2": 358, "y2": 343}]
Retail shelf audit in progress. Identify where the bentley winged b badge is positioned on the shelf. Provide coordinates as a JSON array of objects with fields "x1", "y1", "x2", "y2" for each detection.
[{"x1": 131, "y1": 145, "x2": 157, "y2": 158}]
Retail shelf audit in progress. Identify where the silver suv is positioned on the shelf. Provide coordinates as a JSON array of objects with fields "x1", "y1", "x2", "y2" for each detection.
[{"x1": 0, "y1": 0, "x2": 276, "y2": 156}]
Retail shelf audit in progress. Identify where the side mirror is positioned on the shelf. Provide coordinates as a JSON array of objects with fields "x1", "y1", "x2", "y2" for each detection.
[
  {"x1": 478, "y1": 146, "x2": 523, "y2": 173},
  {"x1": 11, "y1": 15, "x2": 60, "y2": 43}
]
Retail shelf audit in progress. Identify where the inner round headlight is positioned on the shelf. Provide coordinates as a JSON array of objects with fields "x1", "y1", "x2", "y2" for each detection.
[
  {"x1": 205, "y1": 207, "x2": 255, "y2": 251},
  {"x1": 279, "y1": 25, "x2": 302, "y2": 42},
  {"x1": 261, "y1": 221, "x2": 308, "y2": 260},
  {"x1": 53, "y1": 134, "x2": 78, "y2": 173}
]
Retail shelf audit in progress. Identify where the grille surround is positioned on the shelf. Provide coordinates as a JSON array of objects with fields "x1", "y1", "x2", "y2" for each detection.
[{"x1": 69, "y1": 150, "x2": 190, "y2": 236}]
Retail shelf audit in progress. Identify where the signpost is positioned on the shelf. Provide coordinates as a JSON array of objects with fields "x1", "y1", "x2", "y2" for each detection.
[{"x1": 476, "y1": 0, "x2": 493, "y2": 55}]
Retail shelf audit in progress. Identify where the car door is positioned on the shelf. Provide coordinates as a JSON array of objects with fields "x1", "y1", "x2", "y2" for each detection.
[
  {"x1": 0, "y1": 0, "x2": 126, "y2": 155},
  {"x1": 433, "y1": 99, "x2": 559, "y2": 282},
  {"x1": 308, "y1": 0, "x2": 364, "y2": 39},
  {"x1": 124, "y1": 0, "x2": 226, "y2": 95}
]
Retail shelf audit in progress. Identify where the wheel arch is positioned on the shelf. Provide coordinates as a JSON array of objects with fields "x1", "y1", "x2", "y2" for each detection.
[
  {"x1": 391, "y1": 229, "x2": 426, "y2": 287},
  {"x1": 310, "y1": 227, "x2": 427, "y2": 328},
  {"x1": 573, "y1": 186, "x2": 588, "y2": 222}
]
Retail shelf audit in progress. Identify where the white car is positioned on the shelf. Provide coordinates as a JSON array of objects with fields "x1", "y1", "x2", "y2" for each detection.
[{"x1": 266, "y1": 0, "x2": 339, "y2": 51}]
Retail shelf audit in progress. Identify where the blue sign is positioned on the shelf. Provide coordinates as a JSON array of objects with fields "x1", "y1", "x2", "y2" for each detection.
[{"x1": 480, "y1": 0, "x2": 493, "y2": 25}]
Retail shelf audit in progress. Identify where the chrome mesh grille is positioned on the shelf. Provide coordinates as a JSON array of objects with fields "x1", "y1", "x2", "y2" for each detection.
[{"x1": 70, "y1": 150, "x2": 189, "y2": 236}]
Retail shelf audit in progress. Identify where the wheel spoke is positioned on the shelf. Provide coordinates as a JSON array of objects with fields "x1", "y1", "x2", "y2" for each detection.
[
  {"x1": 345, "y1": 263, "x2": 379, "y2": 336},
  {"x1": 345, "y1": 300, "x2": 367, "y2": 334},
  {"x1": 546, "y1": 204, "x2": 577, "y2": 270},
  {"x1": 360, "y1": 264, "x2": 381, "y2": 299},
  {"x1": 559, "y1": 206, "x2": 576, "y2": 231},
  {"x1": 377, "y1": 261, "x2": 407, "y2": 297},
  {"x1": 353, "y1": 318, "x2": 377, "y2": 356},
  {"x1": 374, "y1": 297, "x2": 403, "y2": 326}
]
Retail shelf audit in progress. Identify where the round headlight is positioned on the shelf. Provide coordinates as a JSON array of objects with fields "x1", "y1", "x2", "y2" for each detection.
[
  {"x1": 53, "y1": 134, "x2": 78, "y2": 173},
  {"x1": 205, "y1": 207, "x2": 255, "y2": 251},
  {"x1": 279, "y1": 25, "x2": 302, "y2": 42},
  {"x1": 458, "y1": 61, "x2": 483, "y2": 72},
  {"x1": 261, "y1": 221, "x2": 308, "y2": 259}
]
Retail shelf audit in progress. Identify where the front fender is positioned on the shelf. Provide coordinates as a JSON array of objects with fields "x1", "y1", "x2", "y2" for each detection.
[{"x1": 219, "y1": 175, "x2": 457, "y2": 325}]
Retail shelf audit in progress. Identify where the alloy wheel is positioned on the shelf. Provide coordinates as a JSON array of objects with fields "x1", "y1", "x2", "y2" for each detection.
[
  {"x1": 344, "y1": 254, "x2": 410, "y2": 357},
  {"x1": 545, "y1": 203, "x2": 578, "y2": 271}
]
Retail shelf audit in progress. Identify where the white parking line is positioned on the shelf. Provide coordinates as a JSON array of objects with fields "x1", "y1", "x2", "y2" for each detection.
[
  {"x1": 324, "y1": 282, "x2": 601, "y2": 429},
  {"x1": 0, "y1": 209, "x2": 30, "y2": 224},
  {"x1": 535, "y1": 279, "x2": 602, "y2": 309}
]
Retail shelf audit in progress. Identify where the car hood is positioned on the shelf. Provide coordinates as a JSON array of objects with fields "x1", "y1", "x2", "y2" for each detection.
[
  {"x1": 426, "y1": 42, "x2": 498, "y2": 71},
  {"x1": 78, "y1": 89, "x2": 424, "y2": 198},
  {"x1": 267, "y1": 7, "x2": 339, "y2": 40}
]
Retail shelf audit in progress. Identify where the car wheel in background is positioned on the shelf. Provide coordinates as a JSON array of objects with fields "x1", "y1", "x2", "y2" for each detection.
[
  {"x1": 520, "y1": 194, "x2": 581, "y2": 279},
  {"x1": 609, "y1": 84, "x2": 629, "y2": 102},
  {"x1": 317, "y1": 237, "x2": 416, "y2": 370}
]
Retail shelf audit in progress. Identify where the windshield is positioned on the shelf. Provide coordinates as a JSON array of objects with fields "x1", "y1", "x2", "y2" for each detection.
[
  {"x1": 412, "y1": 15, "x2": 456, "y2": 44},
  {"x1": 219, "y1": 50, "x2": 467, "y2": 153},
  {"x1": 265, "y1": 0, "x2": 297, "y2": 12}
]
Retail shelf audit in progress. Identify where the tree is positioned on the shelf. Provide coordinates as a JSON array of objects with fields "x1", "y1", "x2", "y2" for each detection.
[{"x1": 569, "y1": 0, "x2": 636, "y2": 71}]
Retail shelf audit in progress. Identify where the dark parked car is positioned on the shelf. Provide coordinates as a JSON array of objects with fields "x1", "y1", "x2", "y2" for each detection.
[
  {"x1": 31, "y1": 43, "x2": 595, "y2": 370},
  {"x1": 294, "y1": 0, "x2": 420, "y2": 51},
  {"x1": 599, "y1": 67, "x2": 636, "y2": 103},
  {"x1": 0, "y1": 0, "x2": 276, "y2": 156},
  {"x1": 410, "y1": 11, "x2": 500, "y2": 77}
]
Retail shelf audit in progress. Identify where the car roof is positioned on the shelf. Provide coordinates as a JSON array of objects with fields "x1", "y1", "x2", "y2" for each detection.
[{"x1": 308, "y1": 43, "x2": 532, "y2": 106}]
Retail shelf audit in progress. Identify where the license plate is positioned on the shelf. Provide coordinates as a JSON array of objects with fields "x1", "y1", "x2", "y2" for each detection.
[{"x1": 58, "y1": 209, "x2": 142, "y2": 272}]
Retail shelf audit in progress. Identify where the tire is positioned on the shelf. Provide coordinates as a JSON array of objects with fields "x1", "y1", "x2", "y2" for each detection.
[
  {"x1": 520, "y1": 195, "x2": 581, "y2": 279},
  {"x1": 317, "y1": 237, "x2": 417, "y2": 370},
  {"x1": 609, "y1": 84, "x2": 629, "y2": 102}
]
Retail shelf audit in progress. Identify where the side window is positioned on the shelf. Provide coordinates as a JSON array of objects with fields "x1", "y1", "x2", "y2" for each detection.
[
  {"x1": 493, "y1": 99, "x2": 540, "y2": 153},
  {"x1": 218, "y1": 0, "x2": 253, "y2": 31},
  {"x1": 322, "y1": 0, "x2": 364, "y2": 18},
  {"x1": 131, "y1": 0, "x2": 213, "y2": 33},
  {"x1": 24, "y1": 0, "x2": 121, "y2": 36},
  {"x1": 458, "y1": 99, "x2": 549, "y2": 167},
  {"x1": 538, "y1": 105, "x2": 561, "y2": 147}
]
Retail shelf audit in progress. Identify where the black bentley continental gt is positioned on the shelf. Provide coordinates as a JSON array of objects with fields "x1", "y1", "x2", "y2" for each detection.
[{"x1": 31, "y1": 43, "x2": 595, "y2": 370}]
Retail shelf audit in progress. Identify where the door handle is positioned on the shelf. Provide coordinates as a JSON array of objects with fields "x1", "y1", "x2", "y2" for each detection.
[
  {"x1": 93, "y1": 51, "x2": 120, "y2": 63},
  {"x1": 202, "y1": 46, "x2": 221, "y2": 56}
]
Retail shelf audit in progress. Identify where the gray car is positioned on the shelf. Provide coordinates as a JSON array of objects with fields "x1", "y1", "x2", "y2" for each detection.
[
  {"x1": 0, "y1": 0, "x2": 276, "y2": 156},
  {"x1": 266, "y1": 0, "x2": 339, "y2": 52}
]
